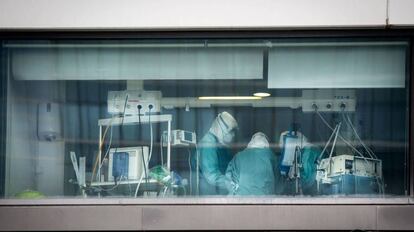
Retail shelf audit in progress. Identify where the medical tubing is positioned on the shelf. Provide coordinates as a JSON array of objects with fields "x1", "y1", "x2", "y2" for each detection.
[
  {"x1": 92, "y1": 175, "x2": 124, "y2": 192},
  {"x1": 341, "y1": 112, "x2": 372, "y2": 159},
  {"x1": 293, "y1": 146, "x2": 301, "y2": 194},
  {"x1": 98, "y1": 118, "x2": 114, "y2": 173},
  {"x1": 316, "y1": 110, "x2": 369, "y2": 159},
  {"x1": 317, "y1": 109, "x2": 384, "y2": 195},
  {"x1": 317, "y1": 124, "x2": 340, "y2": 162},
  {"x1": 126, "y1": 175, "x2": 132, "y2": 196},
  {"x1": 182, "y1": 185, "x2": 187, "y2": 196},
  {"x1": 327, "y1": 123, "x2": 341, "y2": 176},
  {"x1": 134, "y1": 109, "x2": 155, "y2": 197},
  {"x1": 195, "y1": 143, "x2": 200, "y2": 195},
  {"x1": 343, "y1": 112, "x2": 378, "y2": 166},
  {"x1": 134, "y1": 166, "x2": 145, "y2": 197},
  {"x1": 92, "y1": 124, "x2": 109, "y2": 181},
  {"x1": 160, "y1": 134, "x2": 164, "y2": 166},
  {"x1": 345, "y1": 115, "x2": 384, "y2": 194},
  {"x1": 344, "y1": 113, "x2": 378, "y2": 160},
  {"x1": 134, "y1": 108, "x2": 145, "y2": 197},
  {"x1": 328, "y1": 123, "x2": 341, "y2": 160},
  {"x1": 148, "y1": 109, "x2": 153, "y2": 184},
  {"x1": 134, "y1": 109, "x2": 145, "y2": 197},
  {"x1": 138, "y1": 108, "x2": 148, "y2": 185},
  {"x1": 343, "y1": 113, "x2": 384, "y2": 194},
  {"x1": 92, "y1": 95, "x2": 128, "y2": 182},
  {"x1": 163, "y1": 185, "x2": 169, "y2": 197},
  {"x1": 112, "y1": 95, "x2": 129, "y2": 183},
  {"x1": 91, "y1": 119, "x2": 114, "y2": 182},
  {"x1": 188, "y1": 148, "x2": 192, "y2": 195},
  {"x1": 113, "y1": 96, "x2": 129, "y2": 183}
]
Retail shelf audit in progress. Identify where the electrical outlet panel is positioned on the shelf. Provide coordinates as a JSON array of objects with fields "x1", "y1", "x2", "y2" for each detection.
[
  {"x1": 107, "y1": 90, "x2": 162, "y2": 115},
  {"x1": 302, "y1": 89, "x2": 356, "y2": 112}
]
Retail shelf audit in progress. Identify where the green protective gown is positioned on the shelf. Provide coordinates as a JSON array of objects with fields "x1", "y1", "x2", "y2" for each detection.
[
  {"x1": 197, "y1": 132, "x2": 233, "y2": 195},
  {"x1": 225, "y1": 147, "x2": 281, "y2": 196},
  {"x1": 300, "y1": 145, "x2": 320, "y2": 195}
]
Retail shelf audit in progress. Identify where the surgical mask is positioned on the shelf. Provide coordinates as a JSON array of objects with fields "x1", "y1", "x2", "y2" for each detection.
[{"x1": 222, "y1": 130, "x2": 235, "y2": 145}]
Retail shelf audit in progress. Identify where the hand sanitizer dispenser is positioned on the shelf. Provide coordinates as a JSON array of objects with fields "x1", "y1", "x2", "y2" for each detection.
[{"x1": 37, "y1": 102, "x2": 61, "y2": 141}]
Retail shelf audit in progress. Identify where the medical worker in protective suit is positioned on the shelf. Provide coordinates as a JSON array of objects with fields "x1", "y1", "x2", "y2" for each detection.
[
  {"x1": 225, "y1": 132, "x2": 282, "y2": 196},
  {"x1": 197, "y1": 111, "x2": 238, "y2": 195}
]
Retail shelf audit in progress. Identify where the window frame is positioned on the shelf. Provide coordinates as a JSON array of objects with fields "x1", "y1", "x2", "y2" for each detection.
[{"x1": 0, "y1": 29, "x2": 412, "y2": 203}]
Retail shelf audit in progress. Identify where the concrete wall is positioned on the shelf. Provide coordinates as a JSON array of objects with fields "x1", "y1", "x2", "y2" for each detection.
[
  {"x1": 389, "y1": 0, "x2": 414, "y2": 26},
  {"x1": 0, "y1": 0, "x2": 402, "y2": 30},
  {"x1": 0, "y1": 0, "x2": 413, "y2": 30},
  {"x1": 0, "y1": 203, "x2": 414, "y2": 230}
]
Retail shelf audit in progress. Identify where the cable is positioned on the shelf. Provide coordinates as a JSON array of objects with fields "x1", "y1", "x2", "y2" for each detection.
[
  {"x1": 137, "y1": 106, "x2": 148, "y2": 185},
  {"x1": 342, "y1": 113, "x2": 384, "y2": 194},
  {"x1": 91, "y1": 175, "x2": 124, "y2": 193},
  {"x1": 316, "y1": 110, "x2": 367, "y2": 158},
  {"x1": 91, "y1": 122, "x2": 112, "y2": 182},
  {"x1": 162, "y1": 185, "x2": 169, "y2": 197},
  {"x1": 126, "y1": 175, "x2": 132, "y2": 197},
  {"x1": 134, "y1": 106, "x2": 146, "y2": 197},
  {"x1": 188, "y1": 148, "x2": 192, "y2": 195},
  {"x1": 91, "y1": 117, "x2": 114, "y2": 182},
  {"x1": 327, "y1": 123, "x2": 341, "y2": 177},
  {"x1": 97, "y1": 117, "x2": 114, "y2": 175},
  {"x1": 134, "y1": 106, "x2": 155, "y2": 197},
  {"x1": 181, "y1": 185, "x2": 187, "y2": 196},
  {"x1": 316, "y1": 109, "x2": 384, "y2": 195},
  {"x1": 91, "y1": 94, "x2": 128, "y2": 182},
  {"x1": 134, "y1": 166, "x2": 145, "y2": 197},
  {"x1": 107, "y1": 95, "x2": 129, "y2": 183},
  {"x1": 148, "y1": 106, "x2": 153, "y2": 185},
  {"x1": 318, "y1": 124, "x2": 340, "y2": 161},
  {"x1": 344, "y1": 113, "x2": 378, "y2": 159},
  {"x1": 160, "y1": 133, "x2": 164, "y2": 166},
  {"x1": 195, "y1": 143, "x2": 200, "y2": 196}
]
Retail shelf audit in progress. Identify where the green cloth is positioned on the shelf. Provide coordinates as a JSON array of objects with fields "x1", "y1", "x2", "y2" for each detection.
[{"x1": 15, "y1": 189, "x2": 45, "y2": 199}]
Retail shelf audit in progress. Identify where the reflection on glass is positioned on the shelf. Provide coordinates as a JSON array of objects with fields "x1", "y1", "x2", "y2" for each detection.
[{"x1": 0, "y1": 39, "x2": 409, "y2": 199}]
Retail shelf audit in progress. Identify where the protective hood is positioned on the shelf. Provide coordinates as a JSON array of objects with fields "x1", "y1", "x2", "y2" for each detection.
[
  {"x1": 247, "y1": 132, "x2": 270, "y2": 148},
  {"x1": 209, "y1": 111, "x2": 238, "y2": 145}
]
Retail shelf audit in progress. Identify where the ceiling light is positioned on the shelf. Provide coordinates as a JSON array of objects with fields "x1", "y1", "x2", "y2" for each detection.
[
  {"x1": 198, "y1": 96, "x2": 262, "y2": 100},
  {"x1": 253, "y1": 92, "x2": 271, "y2": 97}
]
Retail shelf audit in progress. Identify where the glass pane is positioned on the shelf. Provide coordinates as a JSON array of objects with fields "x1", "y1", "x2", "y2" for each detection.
[
  {"x1": 268, "y1": 42, "x2": 407, "y2": 88},
  {"x1": 0, "y1": 38, "x2": 409, "y2": 199}
]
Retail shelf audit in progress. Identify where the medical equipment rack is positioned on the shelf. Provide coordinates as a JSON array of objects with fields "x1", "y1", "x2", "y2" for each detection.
[{"x1": 96, "y1": 114, "x2": 172, "y2": 184}]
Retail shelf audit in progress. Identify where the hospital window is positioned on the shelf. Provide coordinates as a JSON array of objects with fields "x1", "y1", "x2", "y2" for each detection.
[{"x1": 0, "y1": 38, "x2": 409, "y2": 199}]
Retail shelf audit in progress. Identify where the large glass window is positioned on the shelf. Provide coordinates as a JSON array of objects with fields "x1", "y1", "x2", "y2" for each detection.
[{"x1": 0, "y1": 38, "x2": 409, "y2": 199}]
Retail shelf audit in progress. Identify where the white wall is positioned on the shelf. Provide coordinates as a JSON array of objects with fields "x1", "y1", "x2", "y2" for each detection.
[
  {"x1": 2, "y1": 0, "x2": 414, "y2": 29},
  {"x1": 0, "y1": 0, "x2": 389, "y2": 29},
  {"x1": 388, "y1": 0, "x2": 414, "y2": 26}
]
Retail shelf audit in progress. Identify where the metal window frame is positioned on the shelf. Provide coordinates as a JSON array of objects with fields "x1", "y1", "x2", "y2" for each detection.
[{"x1": 0, "y1": 29, "x2": 413, "y2": 230}]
